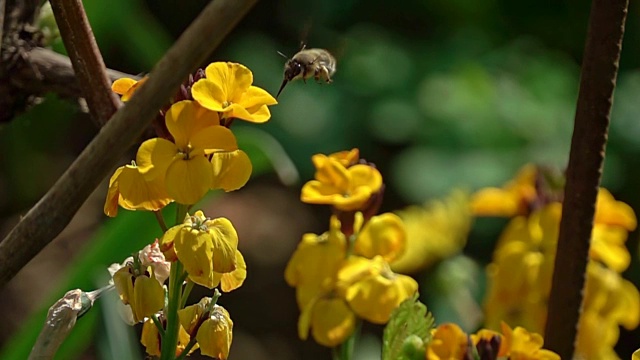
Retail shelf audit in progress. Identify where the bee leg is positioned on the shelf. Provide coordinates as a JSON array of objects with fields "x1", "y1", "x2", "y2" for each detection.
[{"x1": 315, "y1": 67, "x2": 331, "y2": 84}]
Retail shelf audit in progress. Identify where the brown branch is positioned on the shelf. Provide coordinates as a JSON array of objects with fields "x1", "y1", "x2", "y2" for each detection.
[
  {"x1": 0, "y1": 0, "x2": 258, "y2": 288},
  {"x1": 544, "y1": 0, "x2": 628, "y2": 357},
  {"x1": 49, "y1": 0, "x2": 120, "y2": 126},
  {"x1": 11, "y1": 47, "x2": 138, "y2": 99}
]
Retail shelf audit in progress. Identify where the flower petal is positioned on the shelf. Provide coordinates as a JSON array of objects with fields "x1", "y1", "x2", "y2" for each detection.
[
  {"x1": 205, "y1": 217, "x2": 239, "y2": 273},
  {"x1": 217, "y1": 250, "x2": 247, "y2": 292},
  {"x1": 192, "y1": 79, "x2": 228, "y2": 112},
  {"x1": 137, "y1": 138, "x2": 178, "y2": 180},
  {"x1": 311, "y1": 297, "x2": 356, "y2": 347},
  {"x1": 210, "y1": 150, "x2": 252, "y2": 192},
  {"x1": 175, "y1": 229, "x2": 216, "y2": 288},
  {"x1": 104, "y1": 166, "x2": 124, "y2": 217},
  {"x1": 165, "y1": 156, "x2": 213, "y2": 205},
  {"x1": 165, "y1": 100, "x2": 219, "y2": 148},
  {"x1": 238, "y1": 86, "x2": 278, "y2": 109},
  {"x1": 117, "y1": 165, "x2": 173, "y2": 211},
  {"x1": 190, "y1": 126, "x2": 238, "y2": 154},
  {"x1": 355, "y1": 212, "x2": 407, "y2": 262},
  {"x1": 205, "y1": 62, "x2": 253, "y2": 101},
  {"x1": 112, "y1": 78, "x2": 137, "y2": 95}
]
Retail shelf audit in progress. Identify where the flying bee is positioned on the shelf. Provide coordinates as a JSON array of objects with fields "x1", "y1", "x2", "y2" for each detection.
[{"x1": 276, "y1": 45, "x2": 337, "y2": 98}]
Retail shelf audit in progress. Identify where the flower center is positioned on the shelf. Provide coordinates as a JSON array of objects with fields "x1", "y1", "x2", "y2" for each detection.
[
  {"x1": 178, "y1": 145, "x2": 193, "y2": 160},
  {"x1": 189, "y1": 216, "x2": 209, "y2": 232}
]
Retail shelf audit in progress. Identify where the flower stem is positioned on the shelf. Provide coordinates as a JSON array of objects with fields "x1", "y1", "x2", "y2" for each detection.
[
  {"x1": 151, "y1": 314, "x2": 165, "y2": 338},
  {"x1": 335, "y1": 320, "x2": 361, "y2": 360},
  {"x1": 175, "y1": 204, "x2": 189, "y2": 225},
  {"x1": 160, "y1": 261, "x2": 184, "y2": 360},
  {"x1": 180, "y1": 279, "x2": 195, "y2": 309},
  {"x1": 154, "y1": 211, "x2": 168, "y2": 232}
]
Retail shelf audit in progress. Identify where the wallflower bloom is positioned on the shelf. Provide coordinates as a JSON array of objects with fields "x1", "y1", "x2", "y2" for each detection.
[
  {"x1": 197, "y1": 304, "x2": 234, "y2": 359},
  {"x1": 500, "y1": 322, "x2": 559, "y2": 360},
  {"x1": 191, "y1": 62, "x2": 277, "y2": 123},
  {"x1": 353, "y1": 212, "x2": 406, "y2": 263},
  {"x1": 301, "y1": 154, "x2": 383, "y2": 211},
  {"x1": 471, "y1": 164, "x2": 538, "y2": 217},
  {"x1": 137, "y1": 100, "x2": 241, "y2": 205},
  {"x1": 112, "y1": 77, "x2": 148, "y2": 102},
  {"x1": 391, "y1": 190, "x2": 472, "y2": 274},
  {"x1": 337, "y1": 256, "x2": 418, "y2": 324},
  {"x1": 426, "y1": 323, "x2": 468, "y2": 360},
  {"x1": 112, "y1": 265, "x2": 164, "y2": 323},
  {"x1": 104, "y1": 162, "x2": 173, "y2": 217},
  {"x1": 161, "y1": 210, "x2": 240, "y2": 289},
  {"x1": 285, "y1": 216, "x2": 347, "y2": 308}
]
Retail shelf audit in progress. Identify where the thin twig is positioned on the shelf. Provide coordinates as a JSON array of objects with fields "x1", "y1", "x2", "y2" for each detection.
[
  {"x1": 11, "y1": 47, "x2": 138, "y2": 100},
  {"x1": 49, "y1": 0, "x2": 120, "y2": 126},
  {"x1": 544, "y1": 0, "x2": 628, "y2": 357},
  {"x1": 0, "y1": 0, "x2": 258, "y2": 288}
]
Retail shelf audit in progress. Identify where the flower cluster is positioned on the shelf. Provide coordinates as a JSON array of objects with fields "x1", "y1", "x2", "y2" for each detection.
[
  {"x1": 285, "y1": 149, "x2": 418, "y2": 347},
  {"x1": 106, "y1": 62, "x2": 276, "y2": 359},
  {"x1": 426, "y1": 322, "x2": 559, "y2": 360},
  {"x1": 475, "y1": 164, "x2": 639, "y2": 359},
  {"x1": 105, "y1": 62, "x2": 277, "y2": 215}
]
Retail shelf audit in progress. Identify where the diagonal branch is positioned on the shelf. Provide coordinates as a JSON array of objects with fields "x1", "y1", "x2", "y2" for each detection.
[
  {"x1": 544, "y1": 0, "x2": 628, "y2": 357},
  {"x1": 49, "y1": 0, "x2": 120, "y2": 126},
  {"x1": 0, "y1": 0, "x2": 258, "y2": 288}
]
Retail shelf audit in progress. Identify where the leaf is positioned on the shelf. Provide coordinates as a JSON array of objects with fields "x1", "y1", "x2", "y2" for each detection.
[{"x1": 382, "y1": 293, "x2": 435, "y2": 360}]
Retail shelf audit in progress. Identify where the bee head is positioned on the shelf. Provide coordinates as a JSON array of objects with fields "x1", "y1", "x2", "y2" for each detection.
[{"x1": 284, "y1": 59, "x2": 303, "y2": 81}]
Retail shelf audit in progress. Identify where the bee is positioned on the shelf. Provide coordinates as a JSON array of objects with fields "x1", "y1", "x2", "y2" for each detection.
[{"x1": 276, "y1": 45, "x2": 337, "y2": 98}]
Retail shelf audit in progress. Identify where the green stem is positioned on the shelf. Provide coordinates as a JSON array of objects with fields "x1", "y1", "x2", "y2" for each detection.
[
  {"x1": 154, "y1": 211, "x2": 168, "y2": 233},
  {"x1": 160, "y1": 261, "x2": 184, "y2": 360},
  {"x1": 151, "y1": 314, "x2": 165, "y2": 338},
  {"x1": 338, "y1": 320, "x2": 361, "y2": 360},
  {"x1": 180, "y1": 279, "x2": 195, "y2": 309},
  {"x1": 175, "y1": 203, "x2": 189, "y2": 225}
]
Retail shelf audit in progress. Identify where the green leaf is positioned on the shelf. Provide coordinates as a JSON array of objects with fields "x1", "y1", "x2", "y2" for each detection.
[{"x1": 382, "y1": 293, "x2": 435, "y2": 360}]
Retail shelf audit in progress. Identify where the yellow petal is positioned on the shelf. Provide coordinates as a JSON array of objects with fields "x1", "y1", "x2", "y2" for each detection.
[
  {"x1": 595, "y1": 188, "x2": 637, "y2": 230},
  {"x1": 205, "y1": 217, "x2": 239, "y2": 273},
  {"x1": 311, "y1": 297, "x2": 356, "y2": 347},
  {"x1": 243, "y1": 103, "x2": 272, "y2": 123},
  {"x1": 132, "y1": 275, "x2": 164, "y2": 323},
  {"x1": 238, "y1": 85, "x2": 278, "y2": 109},
  {"x1": 355, "y1": 212, "x2": 406, "y2": 262},
  {"x1": 165, "y1": 156, "x2": 213, "y2": 205},
  {"x1": 165, "y1": 100, "x2": 219, "y2": 149},
  {"x1": 349, "y1": 164, "x2": 383, "y2": 193},
  {"x1": 217, "y1": 250, "x2": 247, "y2": 292},
  {"x1": 191, "y1": 126, "x2": 238, "y2": 154},
  {"x1": 104, "y1": 166, "x2": 125, "y2": 217},
  {"x1": 205, "y1": 62, "x2": 253, "y2": 101},
  {"x1": 117, "y1": 164, "x2": 173, "y2": 211},
  {"x1": 471, "y1": 187, "x2": 521, "y2": 217},
  {"x1": 141, "y1": 319, "x2": 161, "y2": 356},
  {"x1": 113, "y1": 267, "x2": 134, "y2": 305},
  {"x1": 112, "y1": 78, "x2": 137, "y2": 95},
  {"x1": 136, "y1": 138, "x2": 178, "y2": 180},
  {"x1": 175, "y1": 229, "x2": 217, "y2": 288},
  {"x1": 211, "y1": 150, "x2": 252, "y2": 192},
  {"x1": 313, "y1": 156, "x2": 351, "y2": 191},
  {"x1": 192, "y1": 79, "x2": 228, "y2": 112}
]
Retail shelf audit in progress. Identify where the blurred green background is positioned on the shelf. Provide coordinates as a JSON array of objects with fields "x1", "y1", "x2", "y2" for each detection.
[{"x1": 2, "y1": 0, "x2": 640, "y2": 358}]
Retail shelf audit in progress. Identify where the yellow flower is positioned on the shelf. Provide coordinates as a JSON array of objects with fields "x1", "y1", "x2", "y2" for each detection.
[
  {"x1": 633, "y1": 349, "x2": 640, "y2": 360},
  {"x1": 191, "y1": 62, "x2": 277, "y2": 123},
  {"x1": 161, "y1": 210, "x2": 239, "y2": 289},
  {"x1": 136, "y1": 100, "x2": 240, "y2": 205},
  {"x1": 112, "y1": 265, "x2": 164, "y2": 323},
  {"x1": 391, "y1": 190, "x2": 472, "y2": 274},
  {"x1": 104, "y1": 162, "x2": 173, "y2": 217},
  {"x1": 196, "y1": 304, "x2": 234, "y2": 359},
  {"x1": 298, "y1": 294, "x2": 356, "y2": 347},
  {"x1": 471, "y1": 164, "x2": 537, "y2": 217},
  {"x1": 337, "y1": 256, "x2": 418, "y2": 324},
  {"x1": 112, "y1": 76, "x2": 148, "y2": 102},
  {"x1": 354, "y1": 212, "x2": 406, "y2": 262},
  {"x1": 426, "y1": 323, "x2": 469, "y2": 360},
  {"x1": 576, "y1": 261, "x2": 640, "y2": 360},
  {"x1": 284, "y1": 216, "x2": 347, "y2": 309},
  {"x1": 500, "y1": 322, "x2": 559, "y2": 360},
  {"x1": 301, "y1": 154, "x2": 383, "y2": 211},
  {"x1": 141, "y1": 317, "x2": 195, "y2": 357}
]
